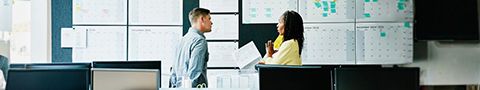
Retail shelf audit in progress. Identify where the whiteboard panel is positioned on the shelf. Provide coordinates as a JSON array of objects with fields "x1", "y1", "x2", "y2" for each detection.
[
  {"x1": 200, "y1": 0, "x2": 238, "y2": 12},
  {"x1": 299, "y1": 0, "x2": 355, "y2": 22},
  {"x1": 127, "y1": 26, "x2": 182, "y2": 79},
  {"x1": 242, "y1": 0, "x2": 298, "y2": 24},
  {"x1": 356, "y1": 0, "x2": 414, "y2": 22},
  {"x1": 207, "y1": 42, "x2": 238, "y2": 67},
  {"x1": 72, "y1": 26, "x2": 127, "y2": 62},
  {"x1": 302, "y1": 23, "x2": 356, "y2": 65},
  {"x1": 73, "y1": 0, "x2": 127, "y2": 25},
  {"x1": 204, "y1": 14, "x2": 239, "y2": 40},
  {"x1": 127, "y1": 26, "x2": 182, "y2": 61},
  {"x1": 355, "y1": 22, "x2": 413, "y2": 64},
  {"x1": 129, "y1": 0, "x2": 182, "y2": 25}
]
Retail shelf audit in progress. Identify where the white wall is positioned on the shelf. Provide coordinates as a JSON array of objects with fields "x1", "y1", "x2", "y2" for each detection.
[
  {"x1": 30, "y1": 0, "x2": 51, "y2": 63},
  {"x1": 404, "y1": 41, "x2": 480, "y2": 85}
]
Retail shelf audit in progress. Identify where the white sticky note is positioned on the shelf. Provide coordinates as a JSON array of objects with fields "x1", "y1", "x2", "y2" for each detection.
[{"x1": 61, "y1": 28, "x2": 86, "y2": 48}]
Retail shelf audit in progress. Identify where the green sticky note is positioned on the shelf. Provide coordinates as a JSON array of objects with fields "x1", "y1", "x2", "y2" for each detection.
[
  {"x1": 404, "y1": 22, "x2": 411, "y2": 28},
  {"x1": 397, "y1": 3, "x2": 405, "y2": 10},
  {"x1": 250, "y1": 8, "x2": 257, "y2": 14},
  {"x1": 331, "y1": 9, "x2": 337, "y2": 13},
  {"x1": 364, "y1": 13, "x2": 371, "y2": 18},
  {"x1": 250, "y1": 14, "x2": 256, "y2": 18},
  {"x1": 266, "y1": 8, "x2": 272, "y2": 12},
  {"x1": 322, "y1": 1, "x2": 329, "y2": 7},
  {"x1": 380, "y1": 32, "x2": 387, "y2": 37},
  {"x1": 266, "y1": 13, "x2": 272, "y2": 18},
  {"x1": 365, "y1": 0, "x2": 370, "y2": 2},
  {"x1": 330, "y1": 2, "x2": 336, "y2": 8},
  {"x1": 314, "y1": 2, "x2": 322, "y2": 8},
  {"x1": 322, "y1": 13, "x2": 328, "y2": 17},
  {"x1": 373, "y1": 0, "x2": 378, "y2": 2},
  {"x1": 250, "y1": 8, "x2": 257, "y2": 18},
  {"x1": 323, "y1": 7, "x2": 329, "y2": 11},
  {"x1": 399, "y1": 0, "x2": 406, "y2": 3}
]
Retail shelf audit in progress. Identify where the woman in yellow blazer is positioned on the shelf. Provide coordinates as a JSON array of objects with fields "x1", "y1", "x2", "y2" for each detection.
[{"x1": 259, "y1": 10, "x2": 304, "y2": 65}]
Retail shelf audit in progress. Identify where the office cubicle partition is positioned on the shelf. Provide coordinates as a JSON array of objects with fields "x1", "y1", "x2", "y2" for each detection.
[{"x1": 7, "y1": 63, "x2": 91, "y2": 90}]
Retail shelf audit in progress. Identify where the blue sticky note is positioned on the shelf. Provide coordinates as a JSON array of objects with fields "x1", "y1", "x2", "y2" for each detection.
[
  {"x1": 331, "y1": 9, "x2": 337, "y2": 13},
  {"x1": 364, "y1": 13, "x2": 371, "y2": 18},
  {"x1": 314, "y1": 2, "x2": 322, "y2": 8},
  {"x1": 322, "y1": 13, "x2": 328, "y2": 17},
  {"x1": 404, "y1": 22, "x2": 411, "y2": 28}
]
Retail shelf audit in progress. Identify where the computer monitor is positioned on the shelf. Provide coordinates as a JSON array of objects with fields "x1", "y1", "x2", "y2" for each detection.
[
  {"x1": 92, "y1": 61, "x2": 161, "y2": 90},
  {"x1": 334, "y1": 67, "x2": 420, "y2": 90},
  {"x1": 6, "y1": 63, "x2": 91, "y2": 90},
  {"x1": 92, "y1": 68, "x2": 159, "y2": 90},
  {"x1": 257, "y1": 65, "x2": 332, "y2": 90}
]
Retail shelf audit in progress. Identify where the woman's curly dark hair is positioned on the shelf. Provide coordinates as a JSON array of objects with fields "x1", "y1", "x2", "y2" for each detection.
[{"x1": 281, "y1": 10, "x2": 304, "y2": 54}]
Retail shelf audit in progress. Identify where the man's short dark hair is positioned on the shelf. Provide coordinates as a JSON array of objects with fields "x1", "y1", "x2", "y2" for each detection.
[{"x1": 189, "y1": 8, "x2": 210, "y2": 24}]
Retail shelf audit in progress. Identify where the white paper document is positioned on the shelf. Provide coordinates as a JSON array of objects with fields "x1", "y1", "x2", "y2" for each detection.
[
  {"x1": 200, "y1": 0, "x2": 238, "y2": 12},
  {"x1": 234, "y1": 41, "x2": 262, "y2": 69},
  {"x1": 61, "y1": 28, "x2": 87, "y2": 48},
  {"x1": 72, "y1": 26, "x2": 127, "y2": 62}
]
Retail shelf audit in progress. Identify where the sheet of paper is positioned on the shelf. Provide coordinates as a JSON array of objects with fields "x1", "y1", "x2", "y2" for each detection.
[
  {"x1": 0, "y1": 0, "x2": 11, "y2": 32},
  {"x1": 302, "y1": 23, "x2": 356, "y2": 65},
  {"x1": 61, "y1": 28, "x2": 87, "y2": 48},
  {"x1": 355, "y1": 22, "x2": 413, "y2": 64},
  {"x1": 72, "y1": 26, "x2": 127, "y2": 62},
  {"x1": 204, "y1": 14, "x2": 239, "y2": 40},
  {"x1": 234, "y1": 41, "x2": 261, "y2": 69},
  {"x1": 129, "y1": 0, "x2": 182, "y2": 25},
  {"x1": 207, "y1": 42, "x2": 238, "y2": 67},
  {"x1": 127, "y1": 26, "x2": 182, "y2": 80},
  {"x1": 73, "y1": 0, "x2": 127, "y2": 25},
  {"x1": 200, "y1": 0, "x2": 238, "y2": 12}
]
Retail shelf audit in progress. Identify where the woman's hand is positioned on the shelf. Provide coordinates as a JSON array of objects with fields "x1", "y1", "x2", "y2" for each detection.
[
  {"x1": 266, "y1": 40, "x2": 274, "y2": 58},
  {"x1": 258, "y1": 61, "x2": 265, "y2": 64}
]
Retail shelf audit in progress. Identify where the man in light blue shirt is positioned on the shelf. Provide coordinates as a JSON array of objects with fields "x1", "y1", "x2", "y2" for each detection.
[{"x1": 169, "y1": 8, "x2": 212, "y2": 88}]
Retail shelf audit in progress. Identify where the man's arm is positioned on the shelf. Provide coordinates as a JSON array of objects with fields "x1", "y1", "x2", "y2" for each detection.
[{"x1": 186, "y1": 40, "x2": 208, "y2": 87}]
